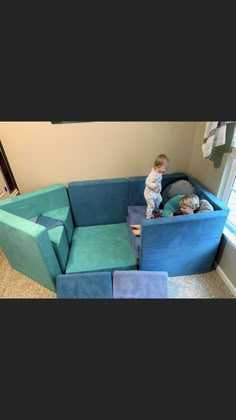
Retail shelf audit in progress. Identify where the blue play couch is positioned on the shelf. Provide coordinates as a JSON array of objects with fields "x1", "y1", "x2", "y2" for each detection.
[{"x1": 0, "y1": 172, "x2": 229, "y2": 292}]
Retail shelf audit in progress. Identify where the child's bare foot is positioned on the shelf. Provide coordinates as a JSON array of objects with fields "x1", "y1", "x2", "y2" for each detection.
[
  {"x1": 130, "y1": 224, "x2": 141, "y2": 229},
  {"x1": 132, "y1": 229, "x2": 140, "y2": 236}
]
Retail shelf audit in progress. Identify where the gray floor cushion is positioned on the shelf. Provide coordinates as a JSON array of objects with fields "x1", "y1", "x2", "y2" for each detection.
[{"x1": 113, "y1": 270, "x2": 168, "y2": 298}]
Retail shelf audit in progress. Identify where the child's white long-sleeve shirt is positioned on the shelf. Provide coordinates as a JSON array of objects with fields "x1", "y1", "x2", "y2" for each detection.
[{"x1": 145, "y1": 168, "x2": 162, "y2": 194}]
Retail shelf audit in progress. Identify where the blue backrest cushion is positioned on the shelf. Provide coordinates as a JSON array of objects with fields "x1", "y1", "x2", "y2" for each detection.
[
  {"x1": 68, "y1": 178, "x2": 129, "y2": 226},
  {"x1": 139, "y1": 211, "x2": 229, "y2": 275},
  {"x1": 189, "y1": 177, "x2": 230, "y2": 213}
]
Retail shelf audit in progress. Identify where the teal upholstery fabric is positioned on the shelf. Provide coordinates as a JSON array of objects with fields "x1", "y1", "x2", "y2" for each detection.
[
  {"x1": 0, "y1": 210, "x2": 61, "y2": 292},
  {"x1": 43, "y1": 206, "x2": 74, "y2": 243},
  {"x1": 66, "y1": 223, "x2": 137, "y2": 274},
  {"x1": 0, "y1": 184, "x2": 70, "y2": 220},
  {"x1": 48, "y1": 226, "x2": 69, "y2": 272},
  {"x1": 0, "y1": 184, "x2": 70, "y2": 292},
  {"x1": 56, "y1": 272, "x2": 113, "y2": 298}
]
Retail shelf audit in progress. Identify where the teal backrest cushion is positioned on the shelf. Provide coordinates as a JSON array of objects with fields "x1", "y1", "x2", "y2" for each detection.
[{"x1": 0, "y1": 184, "x2": 70, "y2": 219}]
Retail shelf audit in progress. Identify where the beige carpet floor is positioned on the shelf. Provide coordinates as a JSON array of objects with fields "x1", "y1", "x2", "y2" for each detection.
[{"x1": 0, "y1": 248, "x2": 234, "y2": 299}]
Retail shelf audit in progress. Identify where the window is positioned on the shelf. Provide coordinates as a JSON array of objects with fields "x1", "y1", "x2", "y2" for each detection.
[
  {"x1": 218, "y1": 137, "x2": 236, "y2": 246},
  {"x1": 226, "y1": 166, "x2": 236, "y2": 229}
]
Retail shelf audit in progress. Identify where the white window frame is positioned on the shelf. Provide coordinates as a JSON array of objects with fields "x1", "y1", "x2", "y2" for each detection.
[{"x1": 218, "y1": 147, "x2": 236, "y2": 248}]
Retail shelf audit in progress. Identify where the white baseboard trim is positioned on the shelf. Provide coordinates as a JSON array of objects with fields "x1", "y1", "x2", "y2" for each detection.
[{"x1": 214, "y1": 262, "x2": 236, "y2": 297}]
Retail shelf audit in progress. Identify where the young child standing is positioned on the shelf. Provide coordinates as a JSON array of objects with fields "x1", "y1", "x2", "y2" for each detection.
[{"x1": 144, "y1": 154, "x2": 169, "y2": 218}]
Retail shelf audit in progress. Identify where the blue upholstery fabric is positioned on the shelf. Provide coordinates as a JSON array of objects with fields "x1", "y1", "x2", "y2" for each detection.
[
  {"x1": 128, "y1": 205, "x2": 146, "y2": 224},
  {"x1": 127, "y1": 176, "x2": 147, "y2": 206},
  {"x1": 36, "y1": 215, "x2": 65, "y2": 231},
  {"x1": 113, "y1": 270, "x2": 168, "y2": 298},
  {"x1": 126, "y1": 174, "x2": 229, "y2": 276},
  {"x1": 56, "y1": 272, "x2": 113, "y2": 298},
  {"x1": 68, "y1": 178, "x2": 129, "y2": 227},
  {"x1": 139, "y1": 210, "x2": 229, "y2": 275},
  {"x1": 189, "y1": 177, "x2": 230, "y2": 211}
]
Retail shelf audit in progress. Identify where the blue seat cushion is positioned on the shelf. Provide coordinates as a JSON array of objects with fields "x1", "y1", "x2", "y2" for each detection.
[
  {"x1": 113, "y1": 270, "x2": 168, "y2": 298},
  {"x1": 56, "y1": 271, "x2": 113, "y2": 298}
]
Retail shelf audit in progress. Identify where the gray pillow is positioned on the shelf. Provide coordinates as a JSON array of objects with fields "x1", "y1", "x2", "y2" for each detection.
[
  {"x1": 162, "y1": 180, "x2": 195, "y2": 207},
  {"x1": 198, "y1": 199, "x2": 214, "y2": 212}
]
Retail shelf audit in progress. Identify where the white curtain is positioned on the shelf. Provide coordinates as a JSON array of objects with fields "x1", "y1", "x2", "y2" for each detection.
[
  {"x1": 202, "y1": 122, "x2": 227, "y2": 159},
  {"x1": 202, "y1": 121, "x2": 236, "y2": 168}
]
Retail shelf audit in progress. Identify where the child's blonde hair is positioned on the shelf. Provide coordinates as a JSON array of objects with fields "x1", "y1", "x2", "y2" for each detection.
[
  {"x1": 180, "y1": 194, "x2": 200, "y2": 210},
  {"x1": 154, "y1": 154, "x2": 169, "y2": 168}
]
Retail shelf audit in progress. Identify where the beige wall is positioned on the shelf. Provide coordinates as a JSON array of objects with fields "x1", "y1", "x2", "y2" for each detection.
[{"x1": 0, "y1": 121, "x2": 196, "y2": 193}]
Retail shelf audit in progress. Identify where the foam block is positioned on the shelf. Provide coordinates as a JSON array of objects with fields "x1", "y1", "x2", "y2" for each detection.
[
  {"x1": 113, "y1": 270, "x2": 168, "y2": 298},
  {"x1": 56, "y1": 271, "x2": 113, "y2": 298}
]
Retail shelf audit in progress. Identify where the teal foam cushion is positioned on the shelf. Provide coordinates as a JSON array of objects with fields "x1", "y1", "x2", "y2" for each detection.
[
  {"x1": 43, "y1": 206, "x2": 74, "y2": 243},
  {"x1": 0, "y1": 184, "x2": 69, "y2": 220},
  {"x1": 56, "y1": 272, "x2": 113, "y2": 298},
  {"x1": 66, "y1": 223, "x2": 137, "y2": 274},
  {"x1": 48, "y1": 226, "x2": 69, "y2": 272},
  {"x1": 0, "y1": 209, "x2": 61, "y2": 292}
]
